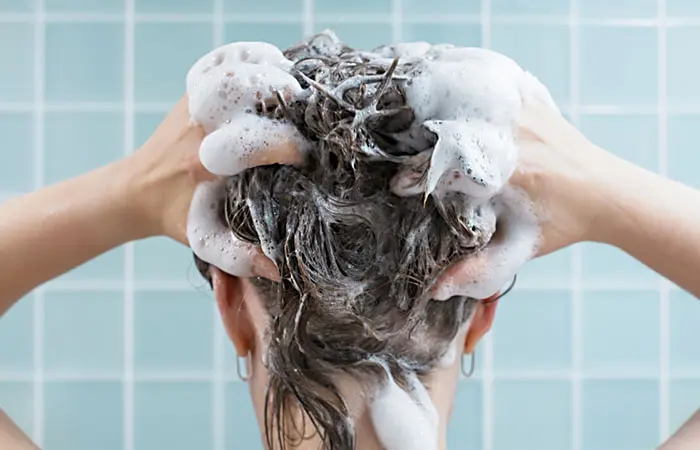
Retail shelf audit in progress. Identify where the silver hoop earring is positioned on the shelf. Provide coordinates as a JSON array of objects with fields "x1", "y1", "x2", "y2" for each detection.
[
  {"x1": 461, "y1": 351, "x2": 475, "y2": 378},
  {"x1": 237, "y1": 353, "x2": 252, "y2": 382}
]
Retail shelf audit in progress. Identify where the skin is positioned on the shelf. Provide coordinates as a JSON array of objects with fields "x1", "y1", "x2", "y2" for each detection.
[{"x1": 0, "y1": 95, "x2": 697, "y2": 448}]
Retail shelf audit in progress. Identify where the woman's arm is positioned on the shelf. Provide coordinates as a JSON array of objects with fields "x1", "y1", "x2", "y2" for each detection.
[{"x1": 0, "y1": 97, "x2": 205, "y2": 316}]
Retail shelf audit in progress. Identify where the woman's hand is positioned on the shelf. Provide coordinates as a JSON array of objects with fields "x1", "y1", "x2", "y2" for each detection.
[{"x1": 123, "y1": 95, "x2": 211, "y2": 245}]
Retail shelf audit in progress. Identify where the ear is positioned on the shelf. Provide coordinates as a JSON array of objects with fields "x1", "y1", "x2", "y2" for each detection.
[
  {"x1": 211, "y1": 267, "x2": 255, "y2": 357},
  {"x1": 463, "y1": 299, "x2": 498, "y2": 354}
]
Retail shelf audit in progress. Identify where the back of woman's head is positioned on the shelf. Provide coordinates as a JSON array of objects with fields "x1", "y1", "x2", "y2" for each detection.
[{"x1": 194, "y1": 32, "x2": 495, "y2": 449}]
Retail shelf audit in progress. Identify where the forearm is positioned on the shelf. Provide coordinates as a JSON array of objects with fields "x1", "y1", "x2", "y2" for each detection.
[
  {"x1": 0, "y1": 409, "x2": 38, "y2": 450},
  {"x1": 0, "y1": 160, "x2": 146, "y2": 315},
  {"x1": 594, "y1": 153, "x2": 700, "y2": 297}
]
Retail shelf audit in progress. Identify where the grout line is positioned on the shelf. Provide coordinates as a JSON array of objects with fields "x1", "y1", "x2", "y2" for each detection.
[
  {"x1": 123, "y1": 0, "x2": 135, "y2": 449},
  {"x1": 211, "y1": 3, "x2": 225, "y2": 450},
  {"x1": 569, "y1": 0, "x2": 582, "y2": 449},
  {"x1": 31, "y1": 0, "x2": 46, "y2": 445},
  {"x1": 302, "y1": 0, "x2": 314, "y2": 36},
  {"x1": 657, "y1": 0, "x2": 671, "y2": 443},
  {"x1": 480, "y1": 2, "x2": 493, "y2": 450}
]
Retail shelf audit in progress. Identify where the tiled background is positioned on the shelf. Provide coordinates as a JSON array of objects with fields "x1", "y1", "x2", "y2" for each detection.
[{"x1": 0, "y1": 0, "x2": 699, "y2": 449}]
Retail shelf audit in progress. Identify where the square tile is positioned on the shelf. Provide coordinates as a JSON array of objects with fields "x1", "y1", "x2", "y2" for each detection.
[
  {"x1": 492, "y1": 0, "x2": 569, "y2": 15},
  {"x1": 134, "y1": 237, "x2": 195, "y2": 283},
  {"x1": 0, "y1": 24, "x2": 33, "y2": 102},
  {"x1": 581, "y1": 242, "x2": 659, "y2": 288},
  {"x1": 580, "y1": 0, "x2": 657, "y2": 18},
  {"x1": 581, "y1": 290, "x2": 660, "y2": 373},
  {"x1": 135, "y1": 0, "x2": 213, "y2": 13},
  {"x1": 134, "y1": 291, "x2": 214, "y2": 373},
  {"x1": 44, "y1": 111, "x2": 124, "y2": 184},
  {"x1": 491, "y1": 24, "x2": 570, "y2": 107},
  {"x1": 493, "y1": 380, "x2": 572, "y2": 450},
  {"x1": 402, "y1": 0, "x2": 480, "y2": 16},
  {"x1": 45, "y1": 23, "x2": 124, "y2": 102},
  {"x1": 0, "y1": 296, "x2": 33, "y2": 374},
  {"x1": 492, "y1": 290, "x2": 572, "y2": 372},
  {"x1": 0, "y1": 0, "x2": 33, "y2": 12},
  {"x1": 134, "y1": 111, "x2": 165, "y2": 149},
  {"x1": 225, "y1": 23, "x2": 303, "y2": 52},
  {"x1": 670, "y1": 290, "x2": 700, "y2": 372},
  {"x1": 669, "y1": 380, "x2": 700, "y2": 435},
  {"x1": 580, "y1": 114, "x2": 658, "y2": 171},
  {"x1": 668, "y1": 27, "x2": 700, "y2": 109},
  {"x1": 579, "y1": 26, "x2": 657, "y2": 106},
  {"x1": 517, "y1": 247, "x2": 572, "y2": 288},
  {"x1": 56, "y1": 248, "x2": 125, "y2": 283},
  {"x1": 402, "y1": 23, "x2": 482, "y2": 47},
  {"x1": 45, "y1": 0, "x2": 123, "y2": 12},
  {"x1": 134, "y1": 382, "x2": 212, "y2": 450},
  {"x1": 667, "y1": 0, "x2": 700, "y2": 17},
  {"x1": 43, "y1": 291, "x2": 123, "y2": 376},
  {"x1": 582, "y1": 380, "x2": 659, "y2": 450},
  {"x1": 135, "y1": 23, "x2": 213, "y2": 103},
  {"x1": 225, "y1": 382, "x2": 263, "y2": 450},
  {"x1": 225, "y1": 0, "x2": 302, "y2": 15},
  {"x1": 314, "y1": 0, "x2": 390, "y2": 15},
  {"x1": 0, "y1": 113, "x2": 33, "y2": 193},
  {"x1": 44, "y1": 382, "x2": 123, "y2": 450},
  {"x1": 314, "y1": 23, "x2": 393, "y2": 50},
  {"x1": 448, "y1": 380, "x2": 482, "y2": 450},
  {"x1": 0, "y1": 382, "x2": 33, "y2": 439},
  {"x1": 668, "y1": 114, "x2": 700, "y2": 188}
]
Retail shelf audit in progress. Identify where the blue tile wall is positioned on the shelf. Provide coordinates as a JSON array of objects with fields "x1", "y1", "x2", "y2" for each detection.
[
  {"x1": 668, "y1": 27, "x2": 700, "y2": 109},
  {"x1": 447, "y1": 380, "x2": 482, "y2": 450},
  {"x1": 134, "y1": 382, "x2": 213, "y2": 450},
  {"x1": 582, "y1": 380, "x2": 659, "y2": 450},
  {"x1": 0, "y1": 112, "x2": 33, "y2": 193},
  {"x1": 225, "y1": 23, "x2": 303, "y2": 50},
  {"x1": 0, "y1": 382, "x2": 34, "y2": 438},
  {"x1": 493, "y1": 380, "x2": 572, "y2": 450},
  {"x1": 579, "y1": 26, "x2": 657, "y2": 106},
  {"x1": 0, "y1": 296, "x2": 33, "y2": 374},
  {"x1": 492, "y1": 290, "x2": 573, "y2": 372},
  {"x1": 44, "y1": 381, "x2": 123, "y2": 450},
  {"x1": 45, "y1": 0, "x2": 123, "y2": 13},
  {"x1": 0, "y1": 0, "x2": 33, "y2": 12},
  {"x1": 43, "y1": 291, "x2": 124, "y2": 376},
  {"x1": 402, "y1": 0, "x2": 480, "y2": 16},
  {"x1": 2, "y1": 1, "x2": 700, "y2": 449},
  {"x1": 45, "y1": 23, "x2": 124, "y2": 102},
  {"x1": 491, "y1": 24, "x2": 570, "y2": 106},
  {"x1": 225, "y1": 0, "x2": 302, "y2": 16},
  {"x1": 402, "y1": 23, "x2": 482, "y2": 47},
  {"x1": 581, "y1": 290, "x2": 660, "y2": 373},
  {"x1": 135, "y1": 23, "x2": 212, "y2": 103},
  {"x1": 0, "y1": 23, "x2": 33, "y2": 102},
  {"x1": 492, "y1": 0, "x2": 569, "y2": 16},
  {"x1": 579, "y1": 0, "x2": 657, "y2": 18},
  {"x1": 134, "y1": 291, "x2": 214, "y2": 373}
]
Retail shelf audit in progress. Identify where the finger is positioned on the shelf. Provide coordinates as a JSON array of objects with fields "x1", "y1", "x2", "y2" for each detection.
[
  {"x1": 199, "y1": 114, "x2": 308, "y2": 177},
  {"x1": 188, "y1": 180, "x2": 280, "y2": 280},
  {"x1": 188, "y1": 62, "x2": 302, "y2": 133},
  {"x1": 432, "y1": 187, "x2": 539, "y2": 300}
]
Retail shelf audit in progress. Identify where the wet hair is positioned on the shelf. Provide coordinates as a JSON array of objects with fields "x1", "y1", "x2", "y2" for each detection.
[{"x1": 194, "y1": 32, "x2": 495, "y2": 450}]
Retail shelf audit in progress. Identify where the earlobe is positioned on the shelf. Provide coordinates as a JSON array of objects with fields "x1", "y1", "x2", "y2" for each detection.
[
  {"x1": 463, "y1": 300, "x2": 498, "y2": 354},
  {"x1": 211, "y1": 268, "x2": 254, "y2": 357}
]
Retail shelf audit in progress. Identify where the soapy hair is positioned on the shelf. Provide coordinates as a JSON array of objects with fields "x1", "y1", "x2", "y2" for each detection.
[{"x1": 194, "y1": 32, "x2": 494, "y2": 450}]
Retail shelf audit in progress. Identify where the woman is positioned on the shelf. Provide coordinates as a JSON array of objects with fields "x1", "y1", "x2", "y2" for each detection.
[{"x1": 2, "y1": 39, "x2": 700, "y2": 449}]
